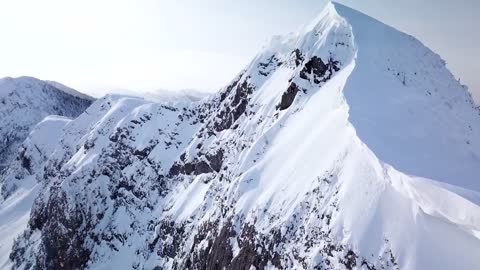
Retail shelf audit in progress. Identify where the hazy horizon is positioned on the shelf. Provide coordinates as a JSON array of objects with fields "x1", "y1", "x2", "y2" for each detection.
[{"x1": 1, "y1": 0, "x2": 478, "y2": 103}]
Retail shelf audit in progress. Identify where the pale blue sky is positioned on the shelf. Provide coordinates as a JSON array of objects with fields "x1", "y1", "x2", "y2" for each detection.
[{"x1": 0, "y1": 0, "x2": 478, "y2": 102}]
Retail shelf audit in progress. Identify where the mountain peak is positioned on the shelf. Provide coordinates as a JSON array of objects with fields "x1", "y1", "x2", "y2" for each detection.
[
  {"x1": 0, "y1": 76, "x2": 93, "y2": 100},
  {"x1": 1, "y1": 4, "x2": 480, "y2": 270},
  {"x1": 257, "y1": 0, "x2": 480, "y2": 190},
  {"x1": 305, "y1": 1, "x2": 341, "y2": 31},
  {"x1": 0, "y1": 77, "x2": 93, "y2": 169}
]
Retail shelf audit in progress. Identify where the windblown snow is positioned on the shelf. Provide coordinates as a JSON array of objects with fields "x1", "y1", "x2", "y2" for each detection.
[{"x1": 1, "y1": 2, "x2": 479, "y2": 270}]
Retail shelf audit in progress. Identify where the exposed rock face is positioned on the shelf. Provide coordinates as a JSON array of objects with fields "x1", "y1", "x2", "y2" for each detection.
[
  {"x1": 277, "y1": 83, "x2": 301, "y2": 111},
  {"x1": 299, "y1": 56, "x2": 340, "y2": 84},
  {"x1": 212, "y1": 79, "x2": 255, "y2": 132},
  {"x1": 2, "y1": 3, "x2": 480, "y2": 270}
]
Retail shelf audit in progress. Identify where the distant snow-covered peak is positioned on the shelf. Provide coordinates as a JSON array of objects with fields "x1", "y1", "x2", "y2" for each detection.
[
  {"x1": 141, "y1": 88, "x2": 210, "y2": 103},
  {"x1": 45, "y1": 80, "x2": 94, "y2": 101},
  {"x1": 0, "y1": 76, "x2": 94, "y2": 100},
  {"x1": 0, "y1": 76, "x2": 93, "y2": 169},
  {"x1": 107, "y1": 87, "x2": 211, "y2": 103}
]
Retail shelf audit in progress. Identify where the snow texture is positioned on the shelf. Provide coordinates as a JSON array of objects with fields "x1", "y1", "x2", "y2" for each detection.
[
  {"x1": 1, "y1": 2, "x2": 479, "y2": 270},
  {"x1": 0, "y1": 76, "x2": 94, "y2": 169}
]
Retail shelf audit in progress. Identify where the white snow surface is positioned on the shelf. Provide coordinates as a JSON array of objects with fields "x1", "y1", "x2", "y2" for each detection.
[
  {"x1": 1, "y1": 2, "x2": 479, "y2": 270},
  {"x1": 44, "y1": 80, "x2": 95, "y2": 101},
  {"x1": 0, "y1": 76, "x2": 93, "y2": 168},
  {"x1": 0, "y1": 116, "x2": 70, "y2": 268}
]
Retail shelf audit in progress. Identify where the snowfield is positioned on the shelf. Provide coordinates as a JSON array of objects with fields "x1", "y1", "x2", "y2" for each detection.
[{"x1": 1, "y1": 2, "x2": 479, "y2": 270}]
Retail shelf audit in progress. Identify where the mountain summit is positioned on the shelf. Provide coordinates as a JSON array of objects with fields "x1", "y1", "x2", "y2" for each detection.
[{"x1": 1, "y1": 2, "x2": 479, "y2": 269}]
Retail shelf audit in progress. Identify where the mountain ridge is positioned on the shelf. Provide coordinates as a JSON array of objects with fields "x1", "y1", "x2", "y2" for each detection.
[
  {"x1": 1, "y1": 2, "x2": 479, "y2": 269},
  {"x1": 0, "y1": 76, "x2": 94, "y2": 170}
]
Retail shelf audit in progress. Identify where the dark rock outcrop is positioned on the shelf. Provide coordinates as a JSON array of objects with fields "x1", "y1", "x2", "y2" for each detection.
[
  {"x1": 300, "y1": 56, "x2": 340, "y2": 84},
  {"x1": 277, "y1": 83, "x2": 301, "y2": 111}
]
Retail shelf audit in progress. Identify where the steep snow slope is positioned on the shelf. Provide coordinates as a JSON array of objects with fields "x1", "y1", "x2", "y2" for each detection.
[
  {"x1": 0, "y1": 76, "x2": 94, "y2": 169},
  {"x1": 0, "y1": 116, "x2": 71, "y2": 268},
  {"x1": 1, "y1": 2, "x2": 480, "y2": 270},
  {"x1": 333, "y1": 3, "x2": 480, "y2": 191}
]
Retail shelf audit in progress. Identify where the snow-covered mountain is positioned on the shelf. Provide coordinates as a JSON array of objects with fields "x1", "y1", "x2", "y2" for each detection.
[
  {"x1": 0, "y1": 76, "x2": 94, "y2": 170},
  {"x1": 107, "y1": 88, "x2": 210, "y2": 103},
  {"x1": 1, "y1": 2, "x2": 480, "y2": 269}
]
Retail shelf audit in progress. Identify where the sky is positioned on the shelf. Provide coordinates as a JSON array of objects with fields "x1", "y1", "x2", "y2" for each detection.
[{"x1": 0, "y1": 0, "x2": 478, "y2": 102}]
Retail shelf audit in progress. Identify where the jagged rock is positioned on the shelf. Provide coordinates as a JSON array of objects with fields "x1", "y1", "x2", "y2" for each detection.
[
  {"x1": 213, "y1": 80, "x2": 254, "y2": 132},
  {"x1": 276, "y1": 83, "x2": 301, "y2": 111},
  {"x1": 299, "y1": 56, "x2": 340, "y2": 84},
  {"x1": 168, "y1": 149, "x2": 224, "y2": 176},
  {"x1": 292, "y1": 49, "x2": 305, "y2": 67}
]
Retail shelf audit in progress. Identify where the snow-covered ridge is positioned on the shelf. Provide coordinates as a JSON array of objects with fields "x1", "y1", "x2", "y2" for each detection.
[
  {"x1": 0, "y1": 76, "x2": 92, "y2": 100},
  {"x1": 333, "y1": 2, "x2": 480, "y2": 191},
  {"x1": 0, "y1": 115, "x2": 71, "y2": 267},
  {"x1": 44, "y1": 80, "x2": 95, "y2": 101},
  {"x1": 0, "y1": 76, "x2": 94, "y2": 169},
  {"x1": 1, "y1": 2, "x2": 479, "y2": 269}
]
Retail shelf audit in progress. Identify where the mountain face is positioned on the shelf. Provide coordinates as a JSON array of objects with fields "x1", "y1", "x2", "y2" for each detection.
[
  {"x1": 0, "y1": 77, "x2": 94, "y2": 170},
  {"x1": 1, "y1": 2, "x2": 480, "y2": 270}
]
